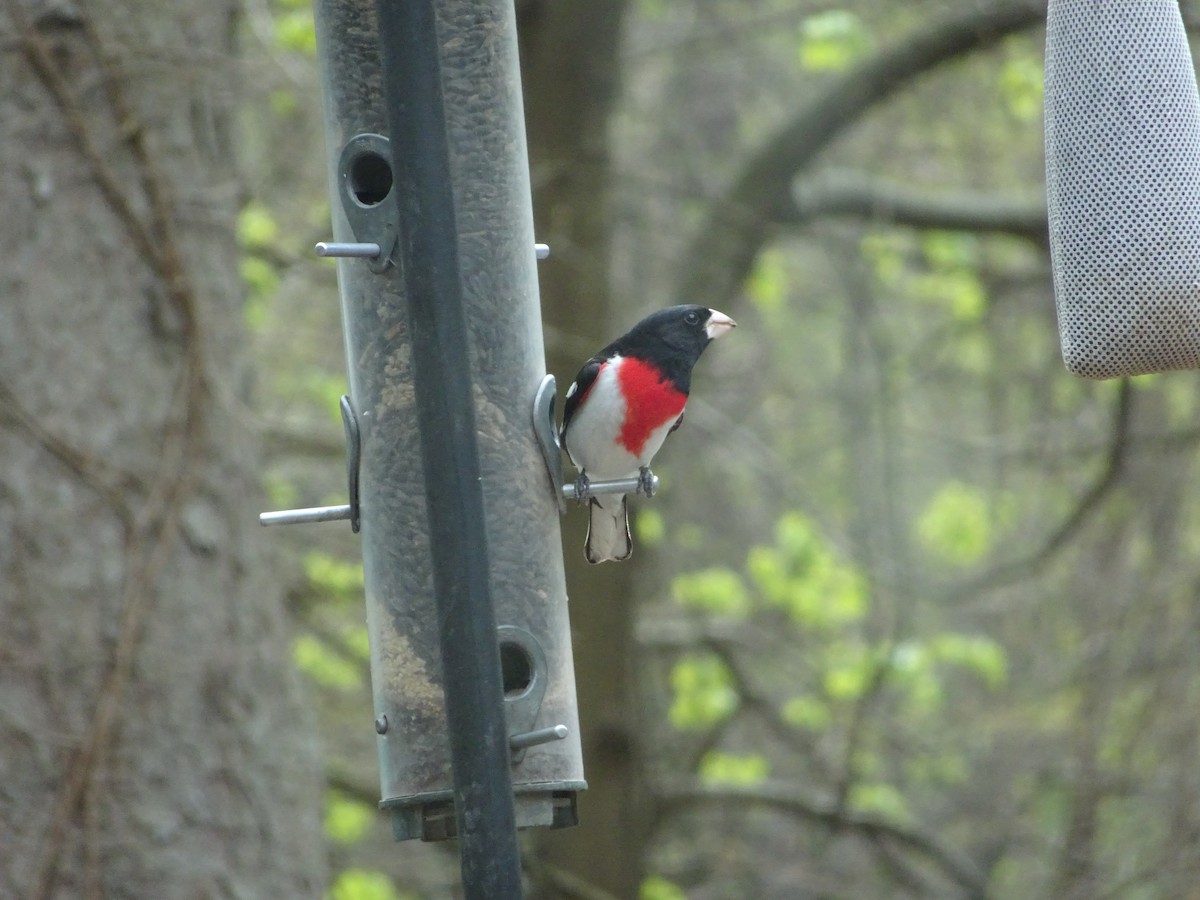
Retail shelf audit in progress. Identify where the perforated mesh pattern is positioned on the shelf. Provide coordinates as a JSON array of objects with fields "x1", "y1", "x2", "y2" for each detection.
[{"x1": 1045, "y1": 0, "x2": 1200, "y2": 378}]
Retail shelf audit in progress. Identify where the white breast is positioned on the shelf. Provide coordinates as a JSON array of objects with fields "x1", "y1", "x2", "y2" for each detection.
[
  {"x1": 564, "y1": 355, "x2": 682, "y2": 479},
  {"x1": 565, "y1": 356, "x2": 637, "y2": 478}
]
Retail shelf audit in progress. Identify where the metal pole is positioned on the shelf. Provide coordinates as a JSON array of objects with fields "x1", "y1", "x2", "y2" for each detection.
[{"x1": 372, "y1": 1, "x2": 523, "y2": 896}]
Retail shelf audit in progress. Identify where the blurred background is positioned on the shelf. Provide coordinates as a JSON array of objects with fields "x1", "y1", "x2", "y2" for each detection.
[{"x1": 7, "y1": 0, "x2": 1200, "y2": 897}]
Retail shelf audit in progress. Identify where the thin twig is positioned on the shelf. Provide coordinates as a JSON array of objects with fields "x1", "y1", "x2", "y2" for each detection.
[
  {"x1": 6, "y1": 0, "x2": 163, "y2": 273},
  {"x1": 942, "y1": 378, "x2": 1133, "y2": 602},
  {"x1": 657, "y1": 779, "x2": 990, "y2": 899},
  {"x1": 0, "y1": 380, "x2": 139, "y2": 529}
]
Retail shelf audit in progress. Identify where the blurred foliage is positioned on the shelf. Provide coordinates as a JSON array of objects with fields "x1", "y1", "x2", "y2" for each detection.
[
  {"x1": 665, "y1": 511, "x2": 1006, "y2": 740},
  {"x1": 634, "y1": 506, "x2": 668, "y2": 547},
  {"x1": 746, "y1": 513, "x2": 868, "y2": 629},
  {"x1": 672, "y1": 567, "x2": 750, "y2": 617},
  {"x1": 669, "y1": 653, "x2": 739, "y2": 729},
  {"x1": 640, "y1": 875, "x2": 688, "y2": 900},
  {"x1": 797, "y1": 10, "x2": 872, "y2": 72},
  {"x1": 326, "y1": 869, "x2": 408, "y2": 900},
  {"x1": 698, "y1": 751, "x2": 770, "y2": 786},
  {"x1": 293, "y1": 633, "x2": 361, "y2": 691},
  {"x1": 915, "y1": 480, "x2": 997, "y2": 566},
  {"x1": 998, "y1": 37, "x2": 1044, "y2": 123},
  {"x1": 272, "y1": 0, "x2": 318, "y2": 55},
  {"x1": 324, "y1": 791, "x2": 376, "y2": 846},
  {"x1": 304, "y1": 551, "x2": 365, "y2": 604}
]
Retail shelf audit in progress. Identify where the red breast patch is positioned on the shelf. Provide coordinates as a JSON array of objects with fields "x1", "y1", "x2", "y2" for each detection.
[{"x1": 617, "y1": 356, "x2": 687, "y2": 456}]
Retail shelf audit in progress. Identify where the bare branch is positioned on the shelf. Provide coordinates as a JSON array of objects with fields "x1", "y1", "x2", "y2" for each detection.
[
  {"x1": 0, "y1": 380, "x2": 139, "y2": 527},
  {"x1": 524, "y1": 857, "x2": 624, "y2": 900},
  {"x1": 943, "y1": 378, "x2": 1133, "y2": 601},
  {"x1": 657, "y1": 779, "x2": 989, "y2": 899},
  {"x1": 262, "y1": 421, "x2": 348, "y2": 461},
  {"x1": 786, "y1": 170, "x2": 1048, "y2": 246},
  {"x1": 674, "y1": 0, "x2": 1047, "y2": 311}
]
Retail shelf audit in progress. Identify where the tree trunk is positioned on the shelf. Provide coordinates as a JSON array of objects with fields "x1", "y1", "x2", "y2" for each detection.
[
  {"x1": 0, "y1": 2, "x2": 325, "y2": 897},
  {"x1": 517, "y1": 3, "x2": 648, "y2": 897}
]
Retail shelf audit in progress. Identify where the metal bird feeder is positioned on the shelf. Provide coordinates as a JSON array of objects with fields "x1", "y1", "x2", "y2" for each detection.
[{"x1": 260, "y1": 0, "x2": 585, "y2": 890}]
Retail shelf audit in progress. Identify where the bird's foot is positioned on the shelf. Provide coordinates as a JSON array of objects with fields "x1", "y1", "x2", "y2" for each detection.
[
  {"x1": 637, "y1": 466, "x2": 658, "y2": 498},
  {"x1": 573, "y1": 471, "x2": 593, "y2": 504}
]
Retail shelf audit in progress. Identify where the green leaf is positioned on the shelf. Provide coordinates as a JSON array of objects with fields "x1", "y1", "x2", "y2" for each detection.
[
  {"x1": 324, "y1": 791, "x2": 375, "y2": 845},
  {"x1": 929, "y1": 633, "x2": 1007, "y2": 689},
  {"x1": 304, "y1": 552, "x2": 364, "y2": 602},
  {"x1": 859, "y1": 233, "x2": 906, "y2": 288},
  {"x1": 748, "y1": 513, "x2": 868, "y2": 630},
  {"x1": 888, "y1": 641, "x2": 942, "y2": 714},
  {"x1": 275, "y1": 9, "x2": 317, "y2": 54},
  {"x1": 775, "y1": 511, "x2": 822, "y2": 562},
  {"x1": 905, "y1": 750, "x2": 969, "y2": 787},
  {"x1": 344, "y1": 626, "x2": 372, "y2": 662},
  {"x1": 848, "y1": 782, "x2": 911, "y2": 823},
  {"x1": 746, "y1": 248, "x2": 788, "y2": 313},
  {"x1": 327, "y1": 869, "x2": 402, "y2": 900},
  {"x1": 298, "y1": 370, "x2": 351, "y2": 423},
  {"x1": 669, "y1": 654, "x2": 738, "y2": 730},
  {"x1": 237, "y1": 201, "x2": 279, "y2": 251},
  {"x1": 240, "y1": 256, "x2": 278, "y2": 305},
  {"x1": 634, "y1": 507, "x2": 666, "y2": 547},
  {"x1": 294, "y1": 634, "x2": 361, "y2": 690},
  {"x1": 823, "y1": 662, "x2": 869, "y2": 701},
  {"x1": 798, "y1": 10, "x2": 871, "y2": 72},
  {"x1": 269, "y1": 89, "x2": 299, "y2": 117},
  {"x1": 746, "y1": 546, "x2": 788, "y2": 606},
  {"x1": 640, "y1": 875, "x2": 687, "y2": 900},
  {"x1": 915, "y1": 481, "x2": 993, "y2": 566},
  {"x1": 821, "y1": 641, "x2": 876, "y2": 701},
  {"x1": 915, "y1": 233, "x2": 987, "y2": 322},
  {"x1": 264, "y1": 472, "x2": 298, "y2": 509},
  {"x1": 672, "y1": 567, "x2": 750, "y2": 617},
  {"x1": 913, "y1": 270, "x2": 987, "y2": 323},
  {"x1": 781, "y1": 694, "x2": 832, "y2": 732},
  {"x1": 698, "y1": 751, "x2": 769, "y2": 786},
  {"x1": 998, "y1": 41, "x2": 1044, "y2": 122},
  {"x1": 921, "y1": 231, "x2": 979, "y2": 270}
]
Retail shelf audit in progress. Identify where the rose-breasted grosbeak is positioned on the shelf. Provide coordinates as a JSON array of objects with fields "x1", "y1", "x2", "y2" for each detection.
[{"x1": 561, "y1": 305, "x2": 736, "y2": 563}]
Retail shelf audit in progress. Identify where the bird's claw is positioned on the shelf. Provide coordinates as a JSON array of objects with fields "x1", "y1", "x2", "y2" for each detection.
[
  {"x1": 638, "y1": 466, "x2": 657, "y2": 498},
  {"x1": 573, "y1": 471, "x2": 592, "y2": 504}
]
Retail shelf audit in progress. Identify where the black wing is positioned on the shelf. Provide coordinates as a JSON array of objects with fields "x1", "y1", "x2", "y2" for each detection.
[{"x1": 560, "y1": 356, "x2": 604, "y2": 441}]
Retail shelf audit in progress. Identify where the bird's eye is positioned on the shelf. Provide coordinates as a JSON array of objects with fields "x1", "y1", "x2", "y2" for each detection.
[{"x1": 685, "y1": 311, "x2": 700, "y2": 325}]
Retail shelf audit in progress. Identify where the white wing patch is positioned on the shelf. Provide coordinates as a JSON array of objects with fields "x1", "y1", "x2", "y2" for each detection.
[{"x1": 566, "y1": 380, "x2": 578, "y2": 399}]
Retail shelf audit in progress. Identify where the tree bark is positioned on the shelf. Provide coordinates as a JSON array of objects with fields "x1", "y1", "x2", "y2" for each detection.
[
  {"x1": 0, "y1": 2, "x2": 325, "y2": 897},
  {"x1": 518, "y1": 3, "x2": 647, "y2": 898}
]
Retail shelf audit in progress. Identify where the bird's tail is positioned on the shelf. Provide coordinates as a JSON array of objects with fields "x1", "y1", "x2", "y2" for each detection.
[{"x1": 585, "y1": 494, "x2": 632, "y2": 564}]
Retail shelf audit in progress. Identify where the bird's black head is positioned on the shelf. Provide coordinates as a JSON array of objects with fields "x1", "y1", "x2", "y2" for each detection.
[{"x1": 608, "y1": 305, "x2": 736, "y2": 388}]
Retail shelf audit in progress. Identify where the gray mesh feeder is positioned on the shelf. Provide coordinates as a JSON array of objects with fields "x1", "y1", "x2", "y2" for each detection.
[{"x1": 1045, "y1": 0, "x2": 1200, "y2": 378}]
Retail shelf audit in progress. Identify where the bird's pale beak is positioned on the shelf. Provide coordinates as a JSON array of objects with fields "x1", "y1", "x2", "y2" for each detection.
[{"x1": 705, "y1": 309, "x2": 737, "y2": 339}]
